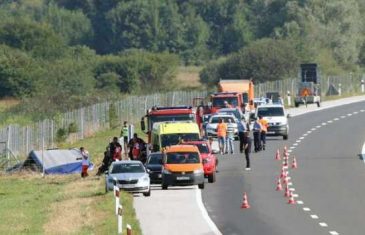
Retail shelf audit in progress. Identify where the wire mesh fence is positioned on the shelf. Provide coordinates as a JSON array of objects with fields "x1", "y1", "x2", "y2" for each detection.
[
  {"x1": 1, "y1": 73, "x2": 364, "y2": 165},
  {"x1": 0, "y1": 90, "x2": 208, "y2": 163}
]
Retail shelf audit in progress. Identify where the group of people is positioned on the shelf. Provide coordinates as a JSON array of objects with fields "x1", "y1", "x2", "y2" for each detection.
[
  {"x1": 252, "y1": 116, "x2": 269, "y2": 152},
  {"x1": 96, "y1": 121, "x2": 146, "y2": 176},
  {"x1": 216, "y1": 118, "x2": 237, "y2": 155}
]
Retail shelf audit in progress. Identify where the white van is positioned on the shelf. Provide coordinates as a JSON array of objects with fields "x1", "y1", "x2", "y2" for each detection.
[{"x1": 255, "y1": 104, "x2": 289, "y2": 140}]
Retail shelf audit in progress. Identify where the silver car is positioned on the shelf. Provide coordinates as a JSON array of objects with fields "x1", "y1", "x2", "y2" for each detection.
[
  {"x1": 205, "y1": 114, "x2": 238, "y2": 138},
  {"x1": 105, "y1": 160, "x2": 151, "y2": 197}
]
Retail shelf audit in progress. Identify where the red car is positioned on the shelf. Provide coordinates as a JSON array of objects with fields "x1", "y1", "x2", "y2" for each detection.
[{"x1": 183, "y1": 140, "x2": 217, "y2": 183}]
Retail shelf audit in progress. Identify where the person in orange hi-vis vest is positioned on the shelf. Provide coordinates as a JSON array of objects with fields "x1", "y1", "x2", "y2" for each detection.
[
  {"x1": 216, "y1": 118, "x2": 227, "y2": 155},
  {"x1": 258, "y1": 115, "x2": 269, "y2": 150}
]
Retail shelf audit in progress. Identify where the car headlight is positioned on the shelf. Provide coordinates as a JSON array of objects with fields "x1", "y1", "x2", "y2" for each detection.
[
  {"x1": 194, "y1": 169, "x2": 204, "y2": 174},
  {"x1": 162, "y1": 169, "x2": 171, "y2": 174},
  {"x1": 142, "y1": 176, "x2": 149, "y2": 182}
]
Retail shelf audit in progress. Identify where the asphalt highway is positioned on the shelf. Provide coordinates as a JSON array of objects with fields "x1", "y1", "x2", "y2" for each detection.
[{"x1": 202, "y1": 100, "x2": 365, "y2": 235}]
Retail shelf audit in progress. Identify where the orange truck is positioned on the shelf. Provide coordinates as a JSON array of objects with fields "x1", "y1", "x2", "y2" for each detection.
[{"x1": 210, "y1": 79, "x2": 254, "y2": 113}]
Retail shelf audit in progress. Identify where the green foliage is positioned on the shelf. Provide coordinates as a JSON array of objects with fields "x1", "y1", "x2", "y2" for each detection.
[
  {"x1": 108, "y1": 103, "x2": 118, "y2": 129},
  {"x1": 68, "y1": 122, "x2": 78, "y2": 133},
  {"x1": 56, "y1": 127, "x2": 68, "y2": 143}
]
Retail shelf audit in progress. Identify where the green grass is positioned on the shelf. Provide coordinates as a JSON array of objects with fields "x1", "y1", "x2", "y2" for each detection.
[{"x1": 0, "y1": 126, "x2": 144, "y2": 235}]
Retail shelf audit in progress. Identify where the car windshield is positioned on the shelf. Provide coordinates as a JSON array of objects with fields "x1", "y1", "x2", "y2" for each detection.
[
  {"x1": 149, "y1": 114, "x2": 195, "y2": 130},
  {"x1": 257, "y1": 107, "x2": 284, "y2": 117},
  {"x1": 210, "y1": 116, "x2": 235, "y2": 124},
  {"x1": 218, "y1": 110, "x2": 240, "y2": 120},
  {"x1": 161, "y1": 133, "x2": 200, "y2": 148},
  {"x1": 166, "y1": 152, "x2": 200, "y2": 164},
  {"x1": 147, "y1": 154, "x2": 163, "y2": 164},
  {"x1": 111, "y1": 163, "x2": 145, "y2": 174},
  {"x1": 212, "y1": 97, "x2": 238, "y2": 107},
  {"x1": 196, "y1": 144, "x2": 210, "y2": 154}
]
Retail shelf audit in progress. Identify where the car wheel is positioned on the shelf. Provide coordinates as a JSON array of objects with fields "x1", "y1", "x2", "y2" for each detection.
[
  {"x1": 162, "y1": 184, "x2": 168, "y2": 190},
  {"x1": 283, "y1": 134, "x2": 288, "y2": 140},
  {"x1": 198, "y1": 183, "x2": 205, "y2": 189},
  {"x1": 143, "y1": 189, "x2": 151, "y2": 197},
  {"x1": 208, "y1": 172, "x2": 216, "y2": 183}
]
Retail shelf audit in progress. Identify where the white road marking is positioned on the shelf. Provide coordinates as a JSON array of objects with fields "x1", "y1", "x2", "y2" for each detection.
[
  {"x1": 297, "y1": 200, "x2": 304, "y2": 204},
  {"x1": 307, "y1": 130, "x2": 312, "y2": 134},
  {"x1": 311, "y1": 215, "x2": 319, "y2": 219},
  {"x1": 329, "y1": 231, "x2": 339, "y2": 235},
  {"x1": 360, "y1": 110, "x2": 365, "y2": 112},
  {"x1": 289, "y1": 188, "x2": 295, "y2": 192},
  {"x1": 316, "y1": 125, "x2": 321, "y2": 128},
  {"x1": 311, "y1": 128, "x2": 316, "y2": 131},
  {"x1": 287, "y1": 182, "x2": 293, "y2": 186},
  {"x1": 288, "y1": 149, "x2": 292, "y2": 153},
  {"x1": 334, "y1": 118, "x2": 339, "y2": 121},
  {"x1": 195, "y1": 189, "x2": 222, "y2": 235},
  {"x1": 303, "y1": 133, "x2": 308, "y2": 136},
  {"x1": 290, "y1": 146, "x2": 296, "y2": 149},
  {"x1": 327, "y1": 120, "x2": 333, "y2": 123},
  {"x1": 293, "y1": 143, "x2": 298, "y2": 146},
  {"x1": 319, "y1": 222, "x2": 328, "y2": 227},
  {"x1": 303, "y1": 207, "x2": 311, "y2": 211},
  {"x1": 353, "y1": 111, "x2": 358, "y2": 114},
  {"x1": 362, "y1": 142, "x2": 365, "y2": 164},
  {"x1": 299, "y1": 137, "x2": 305, "y2": 140},
  {"x1": 322, "y1": 122, "x2": 327, "y2": 126},
  {"x1": 347, "y1": 113, "x2": 352, "y2": 116},
  {"x1": 292, "y1": 194, "x2": 299, "y2": 198},
  {"x1": 341, "y1": 115, "x2": 346, "y2": 118},
  {"x1": 287, "y1": 177, "x2": 291, "y2": 180},
  {"x1": 296, "y1": 140, "x2": 301, "y2": 143}
]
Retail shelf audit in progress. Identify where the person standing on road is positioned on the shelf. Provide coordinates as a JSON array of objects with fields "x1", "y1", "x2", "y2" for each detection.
[
  {"x1": 238, "y1": 118, "x2": 247, "y2": 153},
  {"x1": 226, "y1": 119, "x2": 235, "y2": 154},
  {"x1": 216, "y1": 118, "x2": 227, "y2": 155},
  {"x1": 258, "y1": 115, "x2": 268, "y2": 150},
  {"x1": 80, "y1": 147, "x2": 90, "y2": 178},
  {"x1": 242, "y1": 131, "x2": 252, "y2": 170},
  {"x1": 253, "y1": 118, "x2": 262, "y2": 152}
]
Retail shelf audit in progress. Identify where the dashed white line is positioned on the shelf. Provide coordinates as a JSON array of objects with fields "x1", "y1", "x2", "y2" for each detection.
[
  {"x1": 347, "y1": 113, "x2": 352, "y2": 116},
  {"x1": 353, "y1": 111, "x2": 358, "y2": 114},
  {"x1": 316, "y1": 125, "x2": 321, "y2": 128},
  {"x1": 341, "y1": 115, "x2": 346, "y2": 118},
  {"x1": 289, "y1": 188, "x2": 295, "y2": 192},
  {"x1": 290, "y1": 146, "x2": 296, "y2": 149},
  {"x1": 307, "y1": 131, "x2": 312, "y2": 134},
  {"x1": 327, "y1": 120, "x2": 333, "y2": 123},
  {"x1": 303, "y1": 207, "x2": 311, "y2": 211},
  {"x1": 334, "y1": 118, "x2": 339, "y2": 121},
  {"x1": 299, "y1": 137, "x2": 305, "y2": 140},
  {"x1": 293, "y1": 143, "x2": 298, "y2": 146},
  {"x1": 319, "y1": 222, "x2": 328, "y2": 227},
  {"x1": 322, "y1": 122, "x2": 327, "y2": 126},
  {"x1": 311, "y1": 215, "x2": 319, "y2": 219},
  {"x1": 360, "y1": 110, "x2": 365, "y2": 112},
  {"x1": 311, "y1": 128, "x2": 316, "y2": 131},
  {"x1": 303, "y1": 133, "x2": 308, "y2": 136},
  {"x1": 292, "y1": 194, "x2": 299, "y2": 198},
  {"x1": 288, "y1": 149, "x2": 292, "y2": 153},
  {"x1": 296, "y1": 140, "x2": 301, "y2": 143},
  {"x1": 329, "y1": 231, "x2": 339, "y2": 235},
  {"x1": 297, "y1": 201, "x2": 304, "y2": 204},
  {"x1": 287, "y1": 182, "x2": 293, "y2": 186}
]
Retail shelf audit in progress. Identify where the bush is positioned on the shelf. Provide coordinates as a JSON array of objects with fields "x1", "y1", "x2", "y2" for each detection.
[
  {"x1": 56, "y1": 128, "x2": 68, "y2": 143},
  {"x1": 68, "y1": 122, "x2": 78, "y2": 133}
]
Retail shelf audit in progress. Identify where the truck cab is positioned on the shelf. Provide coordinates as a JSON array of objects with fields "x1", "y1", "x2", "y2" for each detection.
[
  {"x1": 140, "y1": 106, "x2": 196, "y2": 143},
  {"x1": 151, "y1": 122, "x2": 200, "y2": 152},
  {"x1": 210, "y1": 92, "x2": 243, "y2": 113}
]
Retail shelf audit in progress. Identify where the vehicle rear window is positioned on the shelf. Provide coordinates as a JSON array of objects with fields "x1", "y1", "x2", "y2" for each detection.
[
  {"x1": 112, "y1": 163, "x2": 145, "y2": 173},
  {"x1": 166, "y1": 152, "x2": 200, "y2": 164},
  {"x1": 257, "y1": 107, "x2": 284, "y2": 117}
]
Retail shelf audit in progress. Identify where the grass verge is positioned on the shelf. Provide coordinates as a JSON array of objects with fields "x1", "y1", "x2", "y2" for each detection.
[{"x1": 0, "y1": 127, "x2": 143, "y2": 235}]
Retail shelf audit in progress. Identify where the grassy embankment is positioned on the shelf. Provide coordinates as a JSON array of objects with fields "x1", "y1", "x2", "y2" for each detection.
[{"x1": 0, "y1": 127, "x2": 143, "y2": 235}]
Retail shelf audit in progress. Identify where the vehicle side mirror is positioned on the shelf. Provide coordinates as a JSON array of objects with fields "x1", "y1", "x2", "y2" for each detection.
[
  {"x1": 140, "y1": 118, "x2": 146, "y2": 131},
  {"x1": 146, "y1": 169, "x2": 151, "y2": 173},
  {"x1": 287, "y1": 114, "x2": 291, "y2": 118}
]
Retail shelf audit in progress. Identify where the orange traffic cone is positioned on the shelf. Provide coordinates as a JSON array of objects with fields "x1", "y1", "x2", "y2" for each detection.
[
  {"x1": 283, "y1": 157, "x2": 288, "y2": 167},
  {"x1": 275, "y1": 149, "x2": 281, "y2": 160},
  {"x1": 276, "y1": 178, "x2": 283, "y2": 191},
  {"x1": 280, "y1": 167, "x2": 287, "y2": 179},
  {"x1": 283, "y1": 146, "x2": 288, "y2": 153},
  {"x1": 283, "y1": 176, "x2": 289, "y2": 185},
  {"x1": 284, "y1": 185, "x2": 291, "y2": 197},
  {"x1": 291, "y1": 156, "x2": 298, "y2": 169},
  {"x1": 241, "y1": 192, "x2": 250, "y2": 209},
  {"x1": 288, "y1": 194, "x2": 296, "y2": 204}
]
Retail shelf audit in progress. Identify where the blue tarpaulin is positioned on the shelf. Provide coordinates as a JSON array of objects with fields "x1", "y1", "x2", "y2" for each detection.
[{"x1": 25, "y1": 148, "x2": 93, "y2": 174}]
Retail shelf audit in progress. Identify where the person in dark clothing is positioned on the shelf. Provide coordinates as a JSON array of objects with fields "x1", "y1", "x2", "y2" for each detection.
[
  {"x1": 109, "y1": 137, "x2": 122, "y2": 161},
  {"x1": 253, "y1": 119, "x2": 262, "y2": 152},
  {"x1": 96, "y1": 147, "x2": 112, "y2": 176},
  {"x1": 127, "y1": 133, "x2": 146, "y2": 160},
  {"x1": 242, "y1": 131, "x2": 252, "y2": 170}
]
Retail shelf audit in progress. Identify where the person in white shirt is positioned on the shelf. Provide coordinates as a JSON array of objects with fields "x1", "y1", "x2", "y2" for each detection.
[{"x1": 80, "y1": 147, "x2": 90, "y2": 178}]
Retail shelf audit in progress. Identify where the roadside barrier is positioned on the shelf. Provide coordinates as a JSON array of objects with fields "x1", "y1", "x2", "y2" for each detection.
[{"x1": 126, "y1": 224, "x2": 132, "y2": 235}]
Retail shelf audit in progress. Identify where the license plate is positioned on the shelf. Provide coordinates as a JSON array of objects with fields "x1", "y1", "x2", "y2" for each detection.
[
  {"x1": 176, "y1": 176, "x2": 190, "y2": 180},
  {"x1": 121, "y1": 184, "x2": 135, "y2": 188},
  {"x1": 267, "y1": 131, "x2": 275, "y2": 134},
  {"x1": 158, "y1": 174, "x2": 162, "y2": 178}
]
